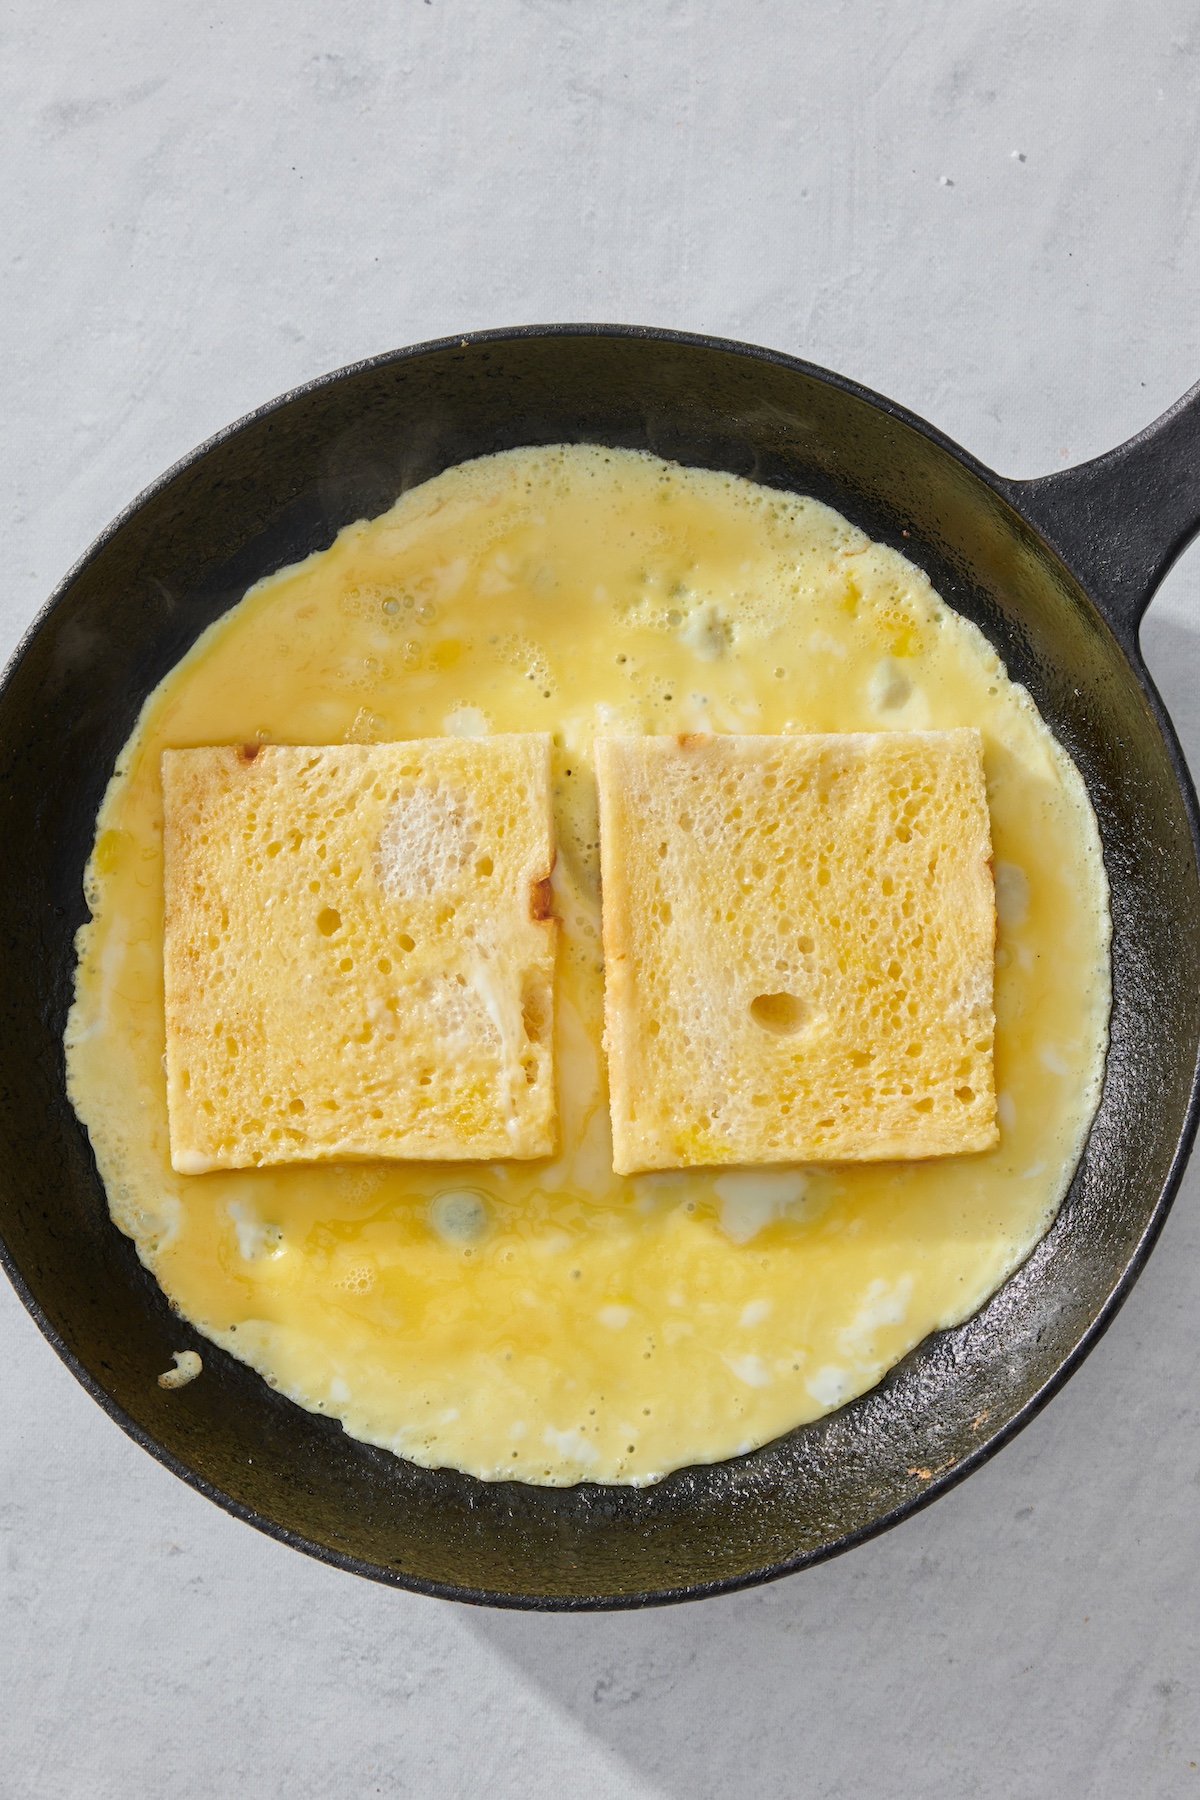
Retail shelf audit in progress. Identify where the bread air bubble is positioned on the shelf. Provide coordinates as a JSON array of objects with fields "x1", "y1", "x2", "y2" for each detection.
[{"x1": 749, "y1": 991, "x2": 808, "y2": 1035}]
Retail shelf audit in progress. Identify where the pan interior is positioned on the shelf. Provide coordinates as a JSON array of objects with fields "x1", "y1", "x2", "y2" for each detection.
[{"x1": 0, "y1": 330, "x2": 1196, "y2": 1605}]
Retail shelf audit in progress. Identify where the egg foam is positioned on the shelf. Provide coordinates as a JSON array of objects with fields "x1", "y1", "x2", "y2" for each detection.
[{"x1": 65, "y1": 444, "x2": 1111, "y2": 1487}]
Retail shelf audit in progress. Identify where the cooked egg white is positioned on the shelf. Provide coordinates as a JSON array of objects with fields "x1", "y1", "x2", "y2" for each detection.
[{"x1": 65, "y1": 445, "x2": 1111, "y2": 1486}]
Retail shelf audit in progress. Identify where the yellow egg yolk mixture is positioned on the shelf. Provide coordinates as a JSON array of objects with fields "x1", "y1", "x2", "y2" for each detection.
[{"x1": 65, "y1": 445, "x2": 1110, "y2": 1486}]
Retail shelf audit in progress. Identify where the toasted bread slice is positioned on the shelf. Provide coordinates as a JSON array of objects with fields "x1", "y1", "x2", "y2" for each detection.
[
  {"x1": 162, "y1": 737, "x2": 556, "y2": 1172},
  {"x1": 596, "y1": 731, "x2": 997, "y2": 1174}
]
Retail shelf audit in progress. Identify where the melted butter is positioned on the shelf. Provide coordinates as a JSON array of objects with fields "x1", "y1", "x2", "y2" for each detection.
[{"x1": 65, "y1": 446, "x2": 1110, "y2": 1486}]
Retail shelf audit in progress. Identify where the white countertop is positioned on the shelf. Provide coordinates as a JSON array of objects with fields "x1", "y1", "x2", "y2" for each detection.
[{"x1": 3, "y1": 4, "x2": 1199, "y2": 1795}]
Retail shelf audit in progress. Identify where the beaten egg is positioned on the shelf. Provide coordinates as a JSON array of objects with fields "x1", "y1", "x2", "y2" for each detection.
[{"x1": 65, "y1": 445, "x2": 1110, "y2": 1486}]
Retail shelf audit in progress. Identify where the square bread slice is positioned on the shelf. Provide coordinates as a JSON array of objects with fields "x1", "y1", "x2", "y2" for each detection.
[
  {"x1": 596, "y1": 730, "x2": 997, "y2": 1175},
  {"x1": 162, "y1": 736, "x2": 557, "y2": 1172}
]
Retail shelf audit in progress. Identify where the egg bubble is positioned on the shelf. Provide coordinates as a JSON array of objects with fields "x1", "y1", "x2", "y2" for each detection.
[
  {"x1": 337, "y1": 1263, "x2": 376, "y2": 1296},
  {"x1": 430, "y1": 1187, "x2": 490, "y2": 1244}
]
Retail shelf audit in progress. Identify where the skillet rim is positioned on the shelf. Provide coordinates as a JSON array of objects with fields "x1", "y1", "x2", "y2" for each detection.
[{"x1": 1, "y1": 320, "x2": 1198, "y2": 1611}]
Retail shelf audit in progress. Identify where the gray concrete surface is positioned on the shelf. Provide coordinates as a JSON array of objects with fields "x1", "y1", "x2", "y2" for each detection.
[{"x1": 3, "y1": 3, "x2": 1200, "y2": 1795}]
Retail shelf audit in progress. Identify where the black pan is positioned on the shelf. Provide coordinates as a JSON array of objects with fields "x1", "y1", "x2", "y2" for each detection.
[{"x1": 2, "y1": 326, "x2": 1198, "y2": 1610}]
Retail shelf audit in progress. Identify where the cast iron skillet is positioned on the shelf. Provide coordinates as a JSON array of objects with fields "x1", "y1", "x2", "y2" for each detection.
[{"x1": 1, "y1": 326, "x2": 1198, "y2": 1611}]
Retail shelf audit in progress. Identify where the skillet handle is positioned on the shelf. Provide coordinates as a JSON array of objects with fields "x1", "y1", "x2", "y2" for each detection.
[{"x1": 1003, "y1": 378, "x2": 1200, "y2": 645}]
